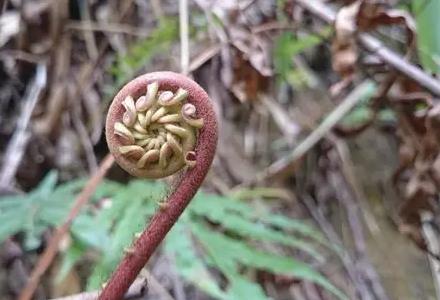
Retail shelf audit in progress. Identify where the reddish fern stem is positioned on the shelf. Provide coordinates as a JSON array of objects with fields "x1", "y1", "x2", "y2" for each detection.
[{"x1": 100, "y1": 72, "x2": 218, "y2": 300}]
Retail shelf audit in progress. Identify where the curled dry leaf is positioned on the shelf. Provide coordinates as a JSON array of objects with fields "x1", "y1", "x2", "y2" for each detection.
[
  {"x1": 357, "y1": 3, "x2": 416, "y2": 45},
  {"x1": 391, "y1": 80, "x2": 440, "y2": 227},
  {"x1": 194, "y1": 0, "x2": 273, "y2": 102},
  {"x1": 231, "y1": 51, "x2": 270, "y2": 102},
  {"x1": 332, "y1": 1, "x2": 361, "y2": 79},
  {"x1": 331, "y1": 0, "x2": 416, "y2": 84}
]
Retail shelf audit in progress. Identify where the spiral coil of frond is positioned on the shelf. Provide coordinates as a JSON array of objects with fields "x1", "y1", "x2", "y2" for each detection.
[{"x1": 113, "y1": 82, "x2": 203, "y2": 178}]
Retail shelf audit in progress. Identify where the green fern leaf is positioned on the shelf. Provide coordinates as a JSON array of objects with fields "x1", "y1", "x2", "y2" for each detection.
[
  {"x1": 191, "y1": 222, "x2": 347, "y2": 300},
  {"x1": 87, "y1": 181, "x2": 162, "y2": 290},
  {"x1": 165, "y1": 215, "x2": 227, "y2": 300},
  {"x1": 191, "y1": 193, "x2": 324, "y2": 259},
  {"x1": 56, "y1": 239, "x2": 86, "y2": 283},
  {"x1": 227, "y1": 275, "x2": 268, "y2": 300}
]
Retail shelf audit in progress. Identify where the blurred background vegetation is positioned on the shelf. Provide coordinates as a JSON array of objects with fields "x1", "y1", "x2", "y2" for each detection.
[{"x1": 0, "y1": 0, "x2": 439, "y2": 299}]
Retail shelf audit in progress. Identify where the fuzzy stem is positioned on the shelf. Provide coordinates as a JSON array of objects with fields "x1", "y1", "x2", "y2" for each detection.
[{"x1": 99, "y1": 72, "x2": 217, "y2": 300}]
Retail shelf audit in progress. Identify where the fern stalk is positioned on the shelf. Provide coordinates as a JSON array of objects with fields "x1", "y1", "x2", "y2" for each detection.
[{"x1": 99, "y1": 71, "x2": 218, "y2": 299}]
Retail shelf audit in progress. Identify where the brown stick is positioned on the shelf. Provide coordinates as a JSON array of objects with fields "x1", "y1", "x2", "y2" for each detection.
[
  {"x1": 19, "y1": 154, "x2": 115, "y2": 300},
  {"x1": 50, "y1": 277, "x2": 147, "y2": 300},
  {"x1": 294, "y1": 0, "x2": 440, "y2": 97}
]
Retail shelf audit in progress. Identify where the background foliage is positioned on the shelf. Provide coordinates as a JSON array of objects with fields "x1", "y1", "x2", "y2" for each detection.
[{"x1": 0, "y1": 174, "x2": 345, "y2": 299}]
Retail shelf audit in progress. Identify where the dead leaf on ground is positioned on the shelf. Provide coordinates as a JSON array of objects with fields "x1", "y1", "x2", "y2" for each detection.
[
  {"x1": 231, "y1": 50, "x2": 270, "y2": 102},
  {"x1": 0, "y1": 12, "x2": 20, "y2": 47},
  {"x1": 332, "y1": 1, "x2": 361, "y2": 79},
  {"x1": 331, "y1": 0, "x2": 417, "y2": 91},
  {"x1": 391, "y1": 77, "x2": 440, "y2": 228}
]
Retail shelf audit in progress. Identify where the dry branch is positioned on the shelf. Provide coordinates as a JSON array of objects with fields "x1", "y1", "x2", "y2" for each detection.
[
  {"x1": 295, "y1": 0, "x2": 440, "y2": 96},
  {"x1": 0, "y1": 64, "x2": 47, "y2": 189},
  {"x1": 19, "y1": 154, "x2": 115, "y2": 300},
  {"x1": 260, "y1": 80, "x2": 374, "y2": 181},
  {"x1": 421, "y1": 212, "x2": 440, "y2": 300},
  {"x1": 50, "y1": 277, "x2": 147, "y2": 300}
]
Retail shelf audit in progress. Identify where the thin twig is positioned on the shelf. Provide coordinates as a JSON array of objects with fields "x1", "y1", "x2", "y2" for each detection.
[
  {"x1": 188, "y1": 44, "x2": 221, "y2": 73},
  {"x1": 66, "y1": 21, "x2": 150, "y2": 37},
  {"x1": 251, "y1": 22, "x2": 298, "y2": 34},
  {"x1": 71, "y1": 88, "x2": 98, "y2": 173},
  {"x1": 295, "y1": 0, "x2": 440, "y2": 97},
  {"x1": 421, "y1": 212, "x2": 440, "y2": 300},
  {"x1": 142, "y1": 269, "x2": 175, "y2": 300},
  {"x1": 260, "y1": 95, "x2": 301, "y2": 145},
  {"x1": 0, "y1": 64, "x2": 47, "y2": 189},
  {"x1": 168, "y1": 255, "x2": 186, "y2": 300},
  {"x1": 302, "y1": 194, "x2": 375, "y2": 300},
  {"x1": 19, "y1": 154, "x2": 115, "y2": 300},
  {"x1": 179, "y1": 0, "x2": 189, "y2": 75},
  {"x1": 50, "y1": 277, "x2": 147, "y2": 300},
  {"x1": 0, "y1": 50, "x2": 43, "y2": 64},
  {"x1": 331, "y1": 135, "x2": 379, "y2": 234},
  {"x1": 80, "y1": 1, "x2": 98, "y2": 60},
  {"x1": 330, "y1": 141, "x2": 389, "y2": 300},
  {"x1": 259, "y1": 80, "x2": 375, "y2": 181}
]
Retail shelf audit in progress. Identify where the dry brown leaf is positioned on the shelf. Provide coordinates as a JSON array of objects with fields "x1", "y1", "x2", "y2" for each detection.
[
  {"x1": 229, "y1": 25, "x2": 273, "y2": 77},
  {"x1": 332, "y1": 0, "x2": 416, "y2": 82},
  {"x1": 392, "y1": 83, "x2": 440, "y2": 227},
  {"x1": 358, "y1": 5, "x2": 416, "y2": 45},
  {"x1": 331, "y1": 1, "x2": 361, "y2": 78},
  {"x1": 400, "y1": 171, "x2": 435, "y2": 225},
  {"x1": 426, "y1": 104, "x2": 440, "y2": 145},
  {"x1": 230, "y1": 48, "x2": 270, "y2": 103},
  {"x1": 195, "y1": 0, "x2": 272, "y2": 102}
]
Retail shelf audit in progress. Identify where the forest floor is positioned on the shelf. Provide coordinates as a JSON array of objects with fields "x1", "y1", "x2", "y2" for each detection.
[{"x1": 0, "y1": 0, "x2": 439, "y2": 300}]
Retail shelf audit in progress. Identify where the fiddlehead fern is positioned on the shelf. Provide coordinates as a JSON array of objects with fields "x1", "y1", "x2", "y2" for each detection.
[
  {"x1": 101, "y1": 71, "x2": 218, "y2": 300},
  {"x1": 110, "y1": 80, "x2": 202, "y2": 178}
]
